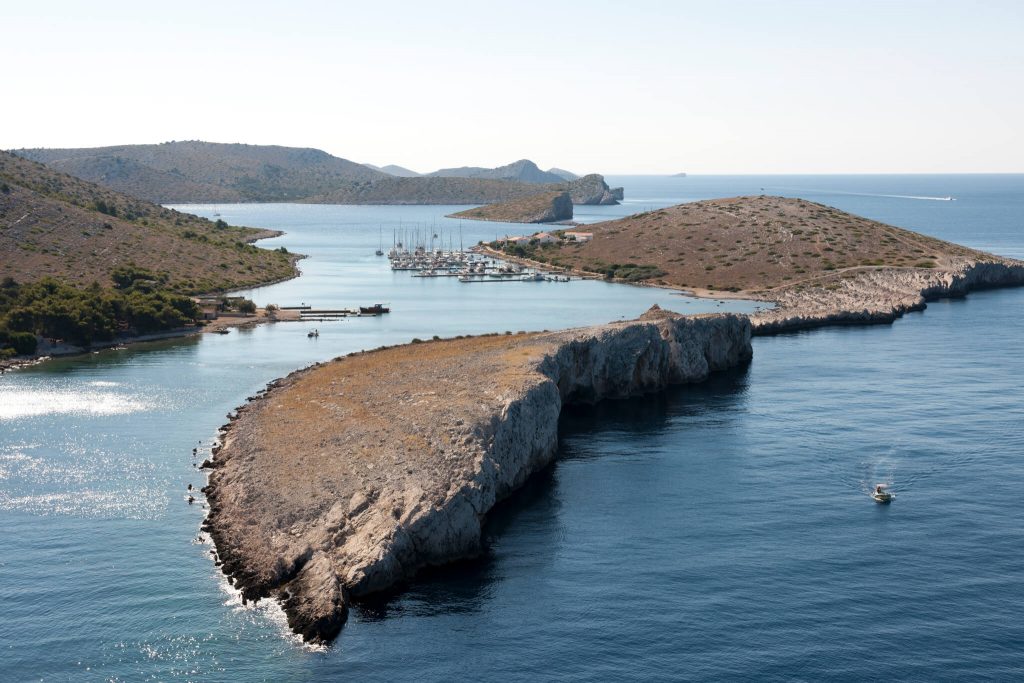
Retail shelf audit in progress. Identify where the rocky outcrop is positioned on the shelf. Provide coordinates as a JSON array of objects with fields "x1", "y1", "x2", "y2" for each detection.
[
  {"x1": 751, "y1": 259, "x2": 1024, "y2": 334},
  {"x1": 447, "y1": 191, "x2": 573, "y2": 224},
  {"x1": 202, "y1": 310, "x2": 751, "y2": 643},
  {"x1": 567, "y1": 174, "x2": 622, "y2": 205}
]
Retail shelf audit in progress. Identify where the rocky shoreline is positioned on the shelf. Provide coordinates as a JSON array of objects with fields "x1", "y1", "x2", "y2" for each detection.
[
  {"x1": 474, "y1": 244, "x2": 1024, "y2": 336},
  {"x1": 749, "y1": 258, "x2": 1024, "y2": 334},
  {"x1": 201, "y1": 309, "x2": 752, "y2": 643}
]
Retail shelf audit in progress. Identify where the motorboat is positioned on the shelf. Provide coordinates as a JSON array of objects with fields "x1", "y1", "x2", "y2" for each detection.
[
  {"x1": 871, "y1": 483, "x2": 894, "y2": 503},
  {"x1": 521, "y1": 272, "x2": 545, "y2": 281},
  {"x1": 307, "y1": 329, "x2": 319, "y2": 338}
]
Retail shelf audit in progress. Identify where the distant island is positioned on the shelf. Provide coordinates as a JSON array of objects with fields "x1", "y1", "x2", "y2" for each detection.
[
  {"x1": 0, "y1": 151, "x2": 299, "y2": 361},
  {"x1": 12, "y1": 142, "x2": 623, "y2": 206},
  {"x1": 362, "y1": 163, "x2": 421, "y2": 177},
  {"x1": 447, "y1": 191, "x2": 573, "y2": 223},
  {"x1": 308, "y1": 172, "x2": 621, "y2": 208},
  {"x1": 426, "y1": 159, "x2": 567, "y2": 184}
]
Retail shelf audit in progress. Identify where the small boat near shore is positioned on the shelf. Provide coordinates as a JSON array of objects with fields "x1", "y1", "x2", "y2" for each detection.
[
  {"x1": 871, "y1": 483, "x2": 894, "y2": 503},
  {"x1": 359, "y1": 304, "x2": 390, "y2": 315}
]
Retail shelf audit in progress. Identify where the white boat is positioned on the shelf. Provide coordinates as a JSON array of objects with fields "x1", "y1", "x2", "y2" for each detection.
[
  {"x1": 521, "y1": 272, "x2": 545, "y2": 281},
  {"x1": 871, "y1": 483, "x2": 894, "y2": 503}
]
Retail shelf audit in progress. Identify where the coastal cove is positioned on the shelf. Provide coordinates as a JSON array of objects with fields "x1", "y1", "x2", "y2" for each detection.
[{"x1": 2, "y1": 175, "x2": 1023, "y2": 680}]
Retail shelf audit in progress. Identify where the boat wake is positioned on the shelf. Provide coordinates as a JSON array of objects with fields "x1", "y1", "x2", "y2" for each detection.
[
  {"x1": 852, "y1": 447, "x2": 978, "y2": 497},
  {"x1": 817, "y1": 440, "x2": 980, "y2": 499}
]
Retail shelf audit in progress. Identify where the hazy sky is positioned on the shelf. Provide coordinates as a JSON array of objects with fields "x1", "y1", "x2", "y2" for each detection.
[{"x1": 2, "y1": 0, "x2": 1022, "y2": 173}]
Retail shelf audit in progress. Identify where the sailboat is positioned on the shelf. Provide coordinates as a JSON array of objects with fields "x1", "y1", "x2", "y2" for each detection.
[{"x1": 375, "y1": 224, "x2": 384, "y2": 256}]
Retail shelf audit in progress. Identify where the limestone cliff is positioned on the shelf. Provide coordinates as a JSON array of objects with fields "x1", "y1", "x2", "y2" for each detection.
[{"x1": 202, "y1": 311, "x2": 751, "y2": 643}]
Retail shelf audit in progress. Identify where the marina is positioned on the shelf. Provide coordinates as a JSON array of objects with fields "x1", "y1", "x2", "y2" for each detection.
[{"x1": 385, "y1": 226, "x2": 571, "y2": 283}]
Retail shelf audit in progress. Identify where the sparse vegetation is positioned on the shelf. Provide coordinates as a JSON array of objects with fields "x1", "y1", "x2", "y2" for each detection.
[
  {"x1": 0, "y1": 151, "x2": 299, "y2": 294},
  {"x1": 527, "y1": 196, "x2": 988, "y2": 292}
]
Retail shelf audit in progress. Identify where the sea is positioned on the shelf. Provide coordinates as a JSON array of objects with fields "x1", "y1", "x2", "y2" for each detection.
[{"x1": 1, "y1": 175, "x2": 1022, "y2": 681}]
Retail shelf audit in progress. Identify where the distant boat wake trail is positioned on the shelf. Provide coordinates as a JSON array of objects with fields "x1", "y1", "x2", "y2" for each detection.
[{"x1": 769, "y1": 187, "x2": 955, "y2": 202}]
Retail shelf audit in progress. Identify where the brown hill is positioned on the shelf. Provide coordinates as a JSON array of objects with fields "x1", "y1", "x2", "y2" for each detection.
[
  {"x1": 0, "y1": 151, "x2": 298, "y2": 293},
  {"x1": 427, "y1": 159, "x2": 566, "y2": 184},
  {"x1": 448, "y1": 191, "x2": 573, "y2": 223},
  {"x1": 14, "y1": 142, "x2": 625, "y2": 206},
  {"x1": 14, "y1": 141, "x2": 386, "y2": 203},
  {"x1": 491, "y1": 195, "x2": 989, "y2": 292}
]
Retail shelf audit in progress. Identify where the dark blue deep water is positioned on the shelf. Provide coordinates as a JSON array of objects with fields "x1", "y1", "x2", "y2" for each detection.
[{"x1": 1, "y1": 176, "x2": 1022, "y2": 681}]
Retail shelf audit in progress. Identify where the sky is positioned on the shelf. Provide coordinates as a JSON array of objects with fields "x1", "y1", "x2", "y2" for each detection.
[{"x1": 2, "y1": 0, "x2": 1022, "y2": 174}]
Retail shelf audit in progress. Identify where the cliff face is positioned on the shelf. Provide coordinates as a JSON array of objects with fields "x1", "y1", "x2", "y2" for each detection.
[
  {"x1": 567, "y1": 174, "x2": 622, "y2": 205},
  {"x1": 202, "y1": 311, "x2": 751, "y2": 643}
]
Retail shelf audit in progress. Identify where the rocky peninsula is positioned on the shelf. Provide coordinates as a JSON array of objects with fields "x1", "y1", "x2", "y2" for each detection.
[
  {"x1": 485, "y1": 195, "x2": 1024, "y2": 333},
  {"x1": 749, "y1": 258, "x2": 1024, "y2": 333},
  {"x1": 202, "y1": 310, "x2": 752, "y2": 643},
  {"x1": 447, "y1": 191, "x2": 573, "y2": 223}
]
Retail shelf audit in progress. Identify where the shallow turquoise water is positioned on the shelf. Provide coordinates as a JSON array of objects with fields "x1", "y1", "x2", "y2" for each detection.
[{"x1": 1, "y1": 176, "x2": 1022, "y2": 681}]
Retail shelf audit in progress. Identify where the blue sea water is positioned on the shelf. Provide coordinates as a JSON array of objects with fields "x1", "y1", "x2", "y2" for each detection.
[{"x1": 1, "y1": 176, "x2": 1022, "y2": 681}]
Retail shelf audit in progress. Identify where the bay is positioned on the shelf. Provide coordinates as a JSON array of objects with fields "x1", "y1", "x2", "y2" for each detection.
[{"x1": 1, "y1": 175, "x2": 1021, "y2": 681}]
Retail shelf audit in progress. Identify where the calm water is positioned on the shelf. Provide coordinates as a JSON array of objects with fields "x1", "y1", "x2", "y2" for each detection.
[{"x1": 1, "y1": 176, "x2": 1022, "y2": 681}]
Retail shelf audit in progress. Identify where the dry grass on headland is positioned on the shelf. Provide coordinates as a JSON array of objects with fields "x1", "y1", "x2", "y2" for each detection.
[
  {"x1": 482, "y1": 195, "x2": 1024, "y2": 331},
  {"x1": 203, "y1": 312, "x2": 751, "y2": 643},
  {"x1": 500, "y1": 195, "x2": 987, "y2": 294}
]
